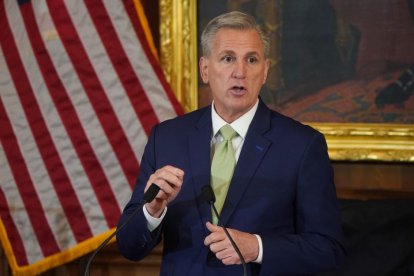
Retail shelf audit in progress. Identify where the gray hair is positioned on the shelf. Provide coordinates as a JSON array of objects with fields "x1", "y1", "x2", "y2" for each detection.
[{"x1": 200, "y1": 11, "x2": 270, "y2": 58}]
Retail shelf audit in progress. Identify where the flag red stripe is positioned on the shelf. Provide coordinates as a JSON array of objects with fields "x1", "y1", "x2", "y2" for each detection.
[
  {"x1": 86, "y1": 0, "x2": 160, "y2": 137},
  {"x1": 85, "y1": 0, "x2": 157, "y2": 186},
  {"x1": 0, "y1": 189, "x2": 28, "y2": 266},
  {"x1": 20, "y1": 2, "x2": 122, "y2": 239},
  {"x1": 0, "y1": 98, "x2": 59, "y2": 257},
  {"x1": 2, "y1": 2, "x2": 88, "y2": 247},
  {"x1": 48, "y1": 1, "x2": 139, "y2": 192},
  {"x1": 122, "y1": 0, "x2": 184, "y2": 116}
]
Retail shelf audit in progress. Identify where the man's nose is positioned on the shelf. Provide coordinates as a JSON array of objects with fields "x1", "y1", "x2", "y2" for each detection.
[{"x1": 232, "y1": 60, "x2": 246, "y2": 79}]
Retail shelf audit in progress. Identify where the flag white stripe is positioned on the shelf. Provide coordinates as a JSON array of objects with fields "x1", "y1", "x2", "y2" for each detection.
[
  {"x1": 104, "y1": 0, "x2": 178, "y2": 122},
  {"x1": 40, "y1": 0, "x2": 132, "y2": 211},
  {"x1": 7, "y1": 1, "x2": 105, "y2": 240},
  {"x1": 0, "y1": 143, "x2": 43, "y2": 264},
  {"x1": 2, "y1": 3, "x2": 77, "y2": 251},
  {"x1": 35, "y1": 2, "x2": 122, "y2": 235},
  {"x1": 0, "y1": 68, "x2": 74, "y2": 254},
  {"x1": 63, "y1": 0, "x2": 147, "y2": 174}
]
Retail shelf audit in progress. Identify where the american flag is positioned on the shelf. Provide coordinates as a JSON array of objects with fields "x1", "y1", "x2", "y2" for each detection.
[{"x1": 0, "y1": 0, "x2": 182, "y2": 274}]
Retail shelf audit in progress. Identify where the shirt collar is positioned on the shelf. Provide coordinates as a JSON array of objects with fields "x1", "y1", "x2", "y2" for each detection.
[{"x1": 211, "y1": 99, "x2": 259, "y2": 139}]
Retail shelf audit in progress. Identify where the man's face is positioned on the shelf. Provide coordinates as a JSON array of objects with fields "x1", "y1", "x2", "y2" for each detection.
[{"x1": 199, "y1": 28, "x2": 269, "y2": 122}]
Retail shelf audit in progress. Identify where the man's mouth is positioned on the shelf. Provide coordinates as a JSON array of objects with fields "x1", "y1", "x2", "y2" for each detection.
[{"x1": 230, "y1": 86, "x2": 246, "y2": 93}]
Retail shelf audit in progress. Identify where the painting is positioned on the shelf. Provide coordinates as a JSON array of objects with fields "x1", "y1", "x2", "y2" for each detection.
[{"x1": 159, "y1": 0, "x2": 414, "y2": 161}]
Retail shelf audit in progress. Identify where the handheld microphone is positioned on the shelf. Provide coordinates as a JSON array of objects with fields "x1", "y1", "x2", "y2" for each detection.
[
  {"x1": 83, "y1": 183, "x2": 160, "y2": 276},
  {"x1": 202, "y1": 185, "x2": 248, "y2": 276}
]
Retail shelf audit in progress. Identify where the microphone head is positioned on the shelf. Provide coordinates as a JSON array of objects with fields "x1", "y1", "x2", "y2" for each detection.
[
  {"x1": 143, "y1": 184, "x2": 160, "y2": 203},
  {"x1": 201, "y1": 185, "x2": 216, "y2": 204}
]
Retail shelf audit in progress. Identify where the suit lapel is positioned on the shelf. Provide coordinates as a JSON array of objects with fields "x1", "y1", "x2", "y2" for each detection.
[
  {"x1": 220, "y1": 101, "x2": 272, "y2": 226},
  {"x1": 188, "y1": 107, "x2": 213, "y2": 228}
]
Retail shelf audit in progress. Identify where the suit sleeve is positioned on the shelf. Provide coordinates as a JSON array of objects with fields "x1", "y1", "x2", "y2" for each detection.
[
  {"x1": 116, "y1": 126, "x2": 162, "y2": 261},
  {"x1": 259, "y1": 132, "x2": 345, "y2": 275}
]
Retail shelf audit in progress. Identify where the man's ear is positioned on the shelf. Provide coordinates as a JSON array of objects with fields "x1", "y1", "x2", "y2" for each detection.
[
  {"x1": 263, "y1": 58, "x2": 270, "y2": 84},
  {"x1": 199, "y1": 57, "x2": 209, "y2": 84}
]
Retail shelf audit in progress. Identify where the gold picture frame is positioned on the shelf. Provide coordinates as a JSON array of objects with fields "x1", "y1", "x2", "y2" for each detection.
[{"x1": 159, "y1": 0, "x2": 414, "y2": 162}]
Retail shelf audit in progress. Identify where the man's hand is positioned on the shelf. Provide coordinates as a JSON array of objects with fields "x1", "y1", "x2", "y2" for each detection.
[
  {"x1": 144, "y1": 165, "x2": 184, "y2": 218},
  {"x1": 204, "y1": 222, "x2": 259, "y2": 265}
]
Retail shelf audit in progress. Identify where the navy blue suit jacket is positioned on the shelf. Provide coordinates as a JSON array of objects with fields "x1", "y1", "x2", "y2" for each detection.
[{"x1": 117, "y1": 100, "x2": 344, "y2": 275}]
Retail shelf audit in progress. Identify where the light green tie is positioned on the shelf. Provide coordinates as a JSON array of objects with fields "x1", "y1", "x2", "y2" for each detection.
[{"x1": 210, "y1": 124, "x2": 238, "y2": 225}]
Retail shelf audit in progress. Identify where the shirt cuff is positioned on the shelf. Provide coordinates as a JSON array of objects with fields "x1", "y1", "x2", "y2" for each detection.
[
  {"x1": 253, "y1": 234, "x2": 263, "y2": 263},
  {"x1": 143, "y1": 205, "x2": 167, "y2": 232}
]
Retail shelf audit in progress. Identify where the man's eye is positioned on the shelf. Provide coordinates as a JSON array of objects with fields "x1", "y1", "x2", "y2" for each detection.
[
  {"x1": 247, "y1": 57, "x2": 258, "y2": 63},
  {"x1": 222, "y1": 56, "x2": 234, "y2": 63}
]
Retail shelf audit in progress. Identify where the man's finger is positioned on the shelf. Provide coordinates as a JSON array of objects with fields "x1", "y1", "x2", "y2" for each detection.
[{"x1": 206, "y1": 221, "x2": 221, "y2": 232}]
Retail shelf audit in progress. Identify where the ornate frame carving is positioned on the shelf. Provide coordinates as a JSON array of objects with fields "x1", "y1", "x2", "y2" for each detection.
[
  {"x1": 159, "y1": 0, "x2": 198, "y2": 112},
  {"x1": 159, "y1": 1, "x2": 414, "y2": 162}
]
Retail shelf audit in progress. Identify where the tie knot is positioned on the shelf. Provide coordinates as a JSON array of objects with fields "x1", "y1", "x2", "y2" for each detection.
[{"x1": 219, "y1": 124, "x2": 237, "y2": 141}]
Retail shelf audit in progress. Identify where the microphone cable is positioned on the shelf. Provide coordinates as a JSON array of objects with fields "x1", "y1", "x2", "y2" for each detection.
[
  {"x1": 202, "y1": 185, "x2": 248, "y2": 276},
  {"x1": 83, "y1": 183, "x2": 160, "y2": 276}
]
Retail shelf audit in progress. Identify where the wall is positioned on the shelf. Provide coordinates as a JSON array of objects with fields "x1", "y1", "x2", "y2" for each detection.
[{"x1": 334, "y1": 162, "x2": 414, "y2": 199}]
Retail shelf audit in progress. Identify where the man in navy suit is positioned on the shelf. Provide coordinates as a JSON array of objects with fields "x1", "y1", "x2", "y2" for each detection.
[{"x1": 117, "y1": 11, "x2": 344, "y2": 275}]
